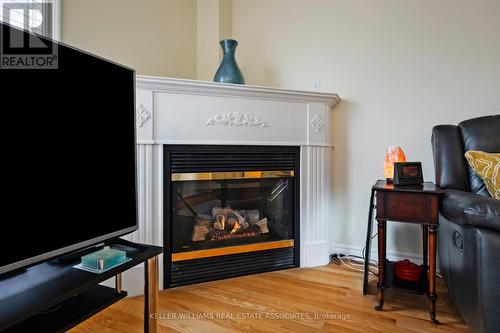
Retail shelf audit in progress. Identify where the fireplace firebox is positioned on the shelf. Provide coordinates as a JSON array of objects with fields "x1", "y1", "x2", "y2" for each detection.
[{"x1": 164, "y1": 145, "x2": 300, "y2": 287}]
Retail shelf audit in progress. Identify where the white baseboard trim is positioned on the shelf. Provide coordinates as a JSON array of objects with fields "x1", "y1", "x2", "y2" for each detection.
[
  {"x1": 303, "y1": 242, "x2": 331, "y2": 267},
  {"x1": 329, "y1": 243, "x2": 423, "y2": 264}
]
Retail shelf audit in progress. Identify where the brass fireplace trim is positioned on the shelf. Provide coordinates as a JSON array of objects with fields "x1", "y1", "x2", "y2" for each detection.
[
  {"x1": 171, "y1": 170, "x2": 295, "y2": 182},
  {"x1": 171, "y1": 240, "x2": 294, "y2": 262}
]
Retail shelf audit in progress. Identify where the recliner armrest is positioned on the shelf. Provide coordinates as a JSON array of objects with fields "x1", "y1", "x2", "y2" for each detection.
[{"x1": 442, "y1": 189, "x2": 500, "y2": 232}]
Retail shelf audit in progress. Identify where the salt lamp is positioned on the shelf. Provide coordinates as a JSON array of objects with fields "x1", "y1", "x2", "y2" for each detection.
[{"x1": 384, "y1": 146, "x2": 406, "y2": 182}]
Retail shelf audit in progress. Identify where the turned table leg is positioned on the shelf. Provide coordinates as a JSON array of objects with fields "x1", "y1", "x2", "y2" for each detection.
[
  {"x1": 375, "y1": 219, "x2": 386, "y2": 311},
  {"x1": 422, "y1": 225, "x2": 428, "y2": 271},
  {"x1": 145, "y1": 256, "x2": 159, "y2": 333},
  {"x1": 428, "y1": 225, "x2": 439, "y2": 324},
  {"x1": 363, "y1": 188, "x2": 376, "y2": 296}
]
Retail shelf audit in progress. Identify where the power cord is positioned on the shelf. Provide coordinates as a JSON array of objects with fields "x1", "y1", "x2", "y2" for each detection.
[
  {"x1": 329, "y1": 252, "x2": 379, "y2": 276},
  {"x1": 330, "y1": 230, "x2": 443, "y2": 280},
  {"x1": 330, "y1": 232, "x2": 379, "y2": 275}
]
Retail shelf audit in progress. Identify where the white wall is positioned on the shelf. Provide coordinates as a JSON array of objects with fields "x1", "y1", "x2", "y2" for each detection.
[
  {"x1": 231, "y1": 0, "x2": 500, "y2": 259},
  {"x1": 61, "y1": 0, "x2": 197, "y2": 78},
  {"x1": 196, "y1": 0, "x2": 233, "y2": 81}
]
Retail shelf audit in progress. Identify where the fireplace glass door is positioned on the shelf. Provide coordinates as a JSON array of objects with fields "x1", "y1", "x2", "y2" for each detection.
[{"x1": 171, "y1": 171, "x2": 294, "y2": 253}]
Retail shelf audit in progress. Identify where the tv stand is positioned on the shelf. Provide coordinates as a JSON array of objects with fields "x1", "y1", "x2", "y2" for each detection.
[{"x1": 0, "y1": 239, "x2": 163, "y2": 333}]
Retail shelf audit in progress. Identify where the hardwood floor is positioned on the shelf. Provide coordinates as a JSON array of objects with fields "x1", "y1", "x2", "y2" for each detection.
[{"x1": 70, "y1": 264, "x2": 469, "y2": 333}]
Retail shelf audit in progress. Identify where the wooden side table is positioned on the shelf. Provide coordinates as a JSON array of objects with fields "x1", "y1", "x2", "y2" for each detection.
[{"x1": 363, "y1": 180, "x2": 444, "y2": 324}]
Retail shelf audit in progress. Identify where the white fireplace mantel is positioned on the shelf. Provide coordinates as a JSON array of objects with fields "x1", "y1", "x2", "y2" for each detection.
[
  {"x1": 134, "y1": 76, "x2": 340, "y2": 146},
  {"x1": 136, "y1": 75, "x2": 340, "y2": 107},
  {"x1": 120, "y1": 75, "x2": 340, "y2": 294}
]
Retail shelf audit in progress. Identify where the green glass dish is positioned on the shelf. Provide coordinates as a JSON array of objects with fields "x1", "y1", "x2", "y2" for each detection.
[{"x1": 81, "y1": 246, "x2": 126, "y2": 270}]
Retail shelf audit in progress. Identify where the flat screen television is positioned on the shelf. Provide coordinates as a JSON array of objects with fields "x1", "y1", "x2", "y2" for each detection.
[{"x1": 0, "y1": 23, "x2": 137, "y2": 275}]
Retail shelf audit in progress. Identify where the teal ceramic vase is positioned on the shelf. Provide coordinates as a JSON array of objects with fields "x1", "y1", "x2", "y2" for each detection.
[{"x1": 213, "y1": 39, "x2": 245, "y2": 84}]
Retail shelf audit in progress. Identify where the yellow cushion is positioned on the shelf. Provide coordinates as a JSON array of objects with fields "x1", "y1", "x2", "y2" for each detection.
[{"x1": 464, "y1": 150, "x2": 500, "y2": 199}]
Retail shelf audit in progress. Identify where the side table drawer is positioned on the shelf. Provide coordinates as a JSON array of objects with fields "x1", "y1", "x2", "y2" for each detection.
[{"x1": 376, "y1": 191, "x2": 439, "y2": 224}]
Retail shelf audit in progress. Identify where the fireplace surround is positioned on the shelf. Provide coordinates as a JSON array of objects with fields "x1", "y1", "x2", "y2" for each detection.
[
  {"x1": 117, "y1": 76, "x2": 340, "y2": 294},
  {"x1": 164, "y1": 145, "x2": 300, "y2": 287}
]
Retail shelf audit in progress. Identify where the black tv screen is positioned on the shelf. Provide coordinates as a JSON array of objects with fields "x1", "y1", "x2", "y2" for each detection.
[{"x1": 0, "y1": 23, "x2": 137, "y2": 275}]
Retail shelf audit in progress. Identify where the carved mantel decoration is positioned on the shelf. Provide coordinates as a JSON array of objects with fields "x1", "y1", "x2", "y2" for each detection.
[
  {"x1": 206, "y1": 112, "x2": 269, "y2": 127},
  {"x1": 310, "y1": 113, "x2": 325, "y2": 133},
  {"x1": 136, "y1": 104, "x2": 150, "y2": 127}
]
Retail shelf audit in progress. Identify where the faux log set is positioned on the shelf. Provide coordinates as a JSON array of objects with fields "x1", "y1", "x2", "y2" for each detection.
[{"x1": 191, "y1": 207, "x2": 269, "y2": 242}]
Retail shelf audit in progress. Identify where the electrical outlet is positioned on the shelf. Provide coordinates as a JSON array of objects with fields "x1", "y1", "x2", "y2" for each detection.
[{"x1": 312, "y1": 79, "x2": 321, "y2": 92}]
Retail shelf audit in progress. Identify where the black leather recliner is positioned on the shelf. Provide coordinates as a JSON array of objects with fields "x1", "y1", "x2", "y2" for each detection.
[{"x1": 431, "y1": 115, "x2": 500, "y2": 333}]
